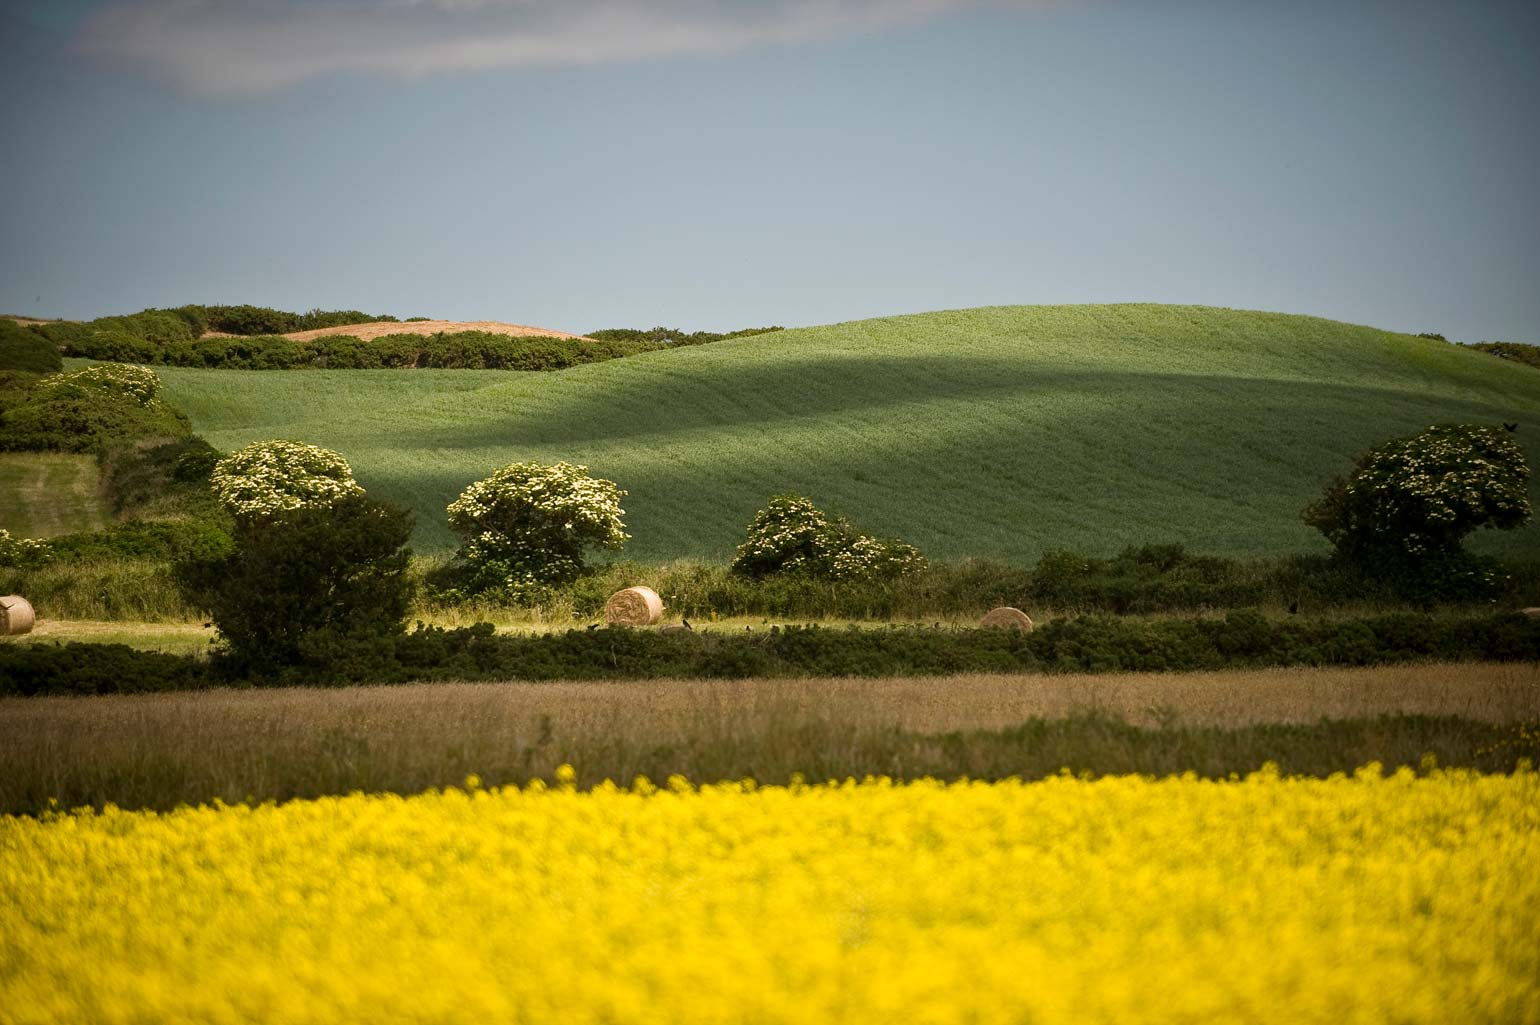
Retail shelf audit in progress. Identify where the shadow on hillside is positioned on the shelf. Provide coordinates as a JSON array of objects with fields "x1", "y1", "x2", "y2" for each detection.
[
  {"x1": 359, "y1": 351, "x2": 1540, "y2": 452},
  {"x1": 357, "y1": 363, "x2": 1540, "y2": 559}
]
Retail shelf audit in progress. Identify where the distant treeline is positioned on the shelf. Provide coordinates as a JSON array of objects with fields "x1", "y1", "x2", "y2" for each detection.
[
  {"x1": 1462, "y1": 342, "x2": 1540, "y2": 371},
  {"x1": 45, "y1": 329, "x2": 660, "y2": 372},
  {"x1": 587, "y1": 326, "x2": 784, "y2": 346},
  {"x1": 1417, "y1": 332, "x2": 1540, "y2": 371},
  {"x1": 12, "y1": 307, "x2": 785, "y2": 371}
]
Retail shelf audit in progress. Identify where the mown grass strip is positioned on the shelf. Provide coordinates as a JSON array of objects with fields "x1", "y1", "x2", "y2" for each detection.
[{"x1": 0, "y1": 453, "x2": 106, "y2": 537}]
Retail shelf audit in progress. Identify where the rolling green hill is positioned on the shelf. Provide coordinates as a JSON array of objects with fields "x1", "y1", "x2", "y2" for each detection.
[{"x1": 151, "y1": 304, "x2": 1540, "y2": 562}]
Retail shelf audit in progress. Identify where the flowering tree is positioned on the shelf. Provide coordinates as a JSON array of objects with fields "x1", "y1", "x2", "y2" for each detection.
[
  {"x1": 209, "y1": 440, "x2": 365, "y2": 518},
  {"x1": 1302, "y1": 423, "x2": 1531, "y2": 563},
  {"x1": 447, "y1": 461, "x2": 628, "y2": 595},
  {"x1": 36, "y1": 364, "x2": 162, "y2": 405},
  {"x1": 731, "y1": 493, "x2": 925, "y2": 580}
]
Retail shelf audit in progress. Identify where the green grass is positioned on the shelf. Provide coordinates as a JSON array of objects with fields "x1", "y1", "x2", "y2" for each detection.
[
  {"x1": 149, "y1": 304, "x2": 1540, "y2": 561},
  {"x1": 0, "y1": 453, "x2": 107, "y2": 537}
]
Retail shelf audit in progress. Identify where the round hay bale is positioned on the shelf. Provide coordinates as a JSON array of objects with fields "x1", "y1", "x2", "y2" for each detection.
[
  {"x1": 605, "y1": 586, "x2": 663, "y2": 626},
  {"x1": 979, "y1": 606, "x2": 1033, "y2": 631},
  {"x1": 1, "y1": 595, "x2": 36, "y2": 636},
  {"x1": 1521, "y1": 607, "x2": 1540, "y2": 619}
]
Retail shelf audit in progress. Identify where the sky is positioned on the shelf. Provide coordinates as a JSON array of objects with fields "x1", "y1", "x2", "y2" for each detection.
[{"x1": 0, "y1": 0, "x2": 1536, "y2": 341}]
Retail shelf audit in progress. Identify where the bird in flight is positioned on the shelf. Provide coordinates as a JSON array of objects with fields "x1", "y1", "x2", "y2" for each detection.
[{"x1": 1503, "y1": 421, "x2": 1518, "y2": 432}]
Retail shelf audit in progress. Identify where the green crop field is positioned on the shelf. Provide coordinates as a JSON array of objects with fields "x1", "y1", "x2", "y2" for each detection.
[
  {"x1": 0, "y1": 454, "x2": 107, "y2": 538},
  {"x1": 151, "y1": 304, "x2": 1540, "y2": 562}
]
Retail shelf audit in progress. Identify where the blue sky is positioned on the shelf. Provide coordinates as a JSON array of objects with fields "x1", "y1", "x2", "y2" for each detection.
[{"x1": 1, "y1": 0, "x2": 1536, "y2": 340}]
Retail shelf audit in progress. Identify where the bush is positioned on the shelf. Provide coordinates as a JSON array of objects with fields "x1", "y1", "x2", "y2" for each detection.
[
  {"x1": 38, "y1": 520, "x2": 232, "y2": 565},
  {"x1": 731, "y1": 494, "x2": 924, "y2": 581},
  {"x1": 445, "y1": 461, "x2": 629, "y2": 597},
  {"x1": 209, "y1": 440, "x2": 365, "y2": 517},
  {"x1": 36, "y1": 363, "x2": 162, "y2": 405},
  {"x1": 0, "y1": 365, "x2": 190, "y2": 453},
  {"x1": 0, "y1": 320, "x2": 62, "y2": 373},
  {"x1": 174, "y1": 495, "x2": 415, "y2": 679},
  {"x1": 1302, "y1": 424, "x2": 1531, "y2": 567}
]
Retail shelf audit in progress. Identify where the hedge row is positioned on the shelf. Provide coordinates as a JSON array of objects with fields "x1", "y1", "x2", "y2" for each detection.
[
  {"x1": 50, "y1": 330, "x2": 657, "y2": 371},
  {"x1": 1463, "y1": 341, "x2": 1540, "y2": 371},
  {"x1": 5, "y1": 610, "x2": 1538, "y2": 695}
]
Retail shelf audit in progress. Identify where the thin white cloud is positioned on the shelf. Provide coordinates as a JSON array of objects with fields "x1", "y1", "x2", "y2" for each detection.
[{"x1": 73, "y1": 0, "x2": 1007, "y2": 94}]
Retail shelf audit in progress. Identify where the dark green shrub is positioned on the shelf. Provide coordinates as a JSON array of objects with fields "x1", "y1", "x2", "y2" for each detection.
[
  {"x1": 60, "y1": 328, "x2": 161, "y2": 363},
  {"x1": 174, "y1": 495, "x2": 415, "y2": 680},
  {"x1": 1027, "y1": 544, "x2": 1264, "y2": 613},
  {"x1": 201, "y1": 305, "x2": 297, "y2": 335},
  {"x1": 39, "y1": 519, "x2": 231, "y2": 564},
  {"x1": 201, "y1": 305, "x2": 392, "y2": 336},
  {"x1": 0, "y1": 643, "x2": 210, "y2": 696},
  {"x1": 0, "y1": 320, "x2": 62, "y2": 373}
]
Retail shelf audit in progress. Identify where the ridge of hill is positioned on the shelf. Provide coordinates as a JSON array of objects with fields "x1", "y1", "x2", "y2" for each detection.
[{"x1": 149, "y1": 304, "x2": 1540, "y2": 562}]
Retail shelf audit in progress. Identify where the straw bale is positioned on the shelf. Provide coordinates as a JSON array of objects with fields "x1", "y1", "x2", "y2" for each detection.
[
  {"x1": 1521, "y1": 608, "x2": 1540, "y2": 619},
  {"x1": 979, "y1": 606, "x2": 1034, "y2": 631},
  {"x1": 605, "y1": 586, "x2": 663, "y2": 626},
  {"x1": 0, "y1": 595, "x2": 36, "y2": 636}
]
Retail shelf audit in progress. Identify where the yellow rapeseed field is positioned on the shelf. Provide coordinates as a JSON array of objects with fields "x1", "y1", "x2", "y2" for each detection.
[{"x1": 3, "y1": 767, "x2": 1538, "y2": 1025}]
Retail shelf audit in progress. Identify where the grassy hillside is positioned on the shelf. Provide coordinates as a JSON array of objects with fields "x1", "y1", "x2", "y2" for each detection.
[
  {"x1": 151, "y1": 304, "x2": 1540, "y2": 561},
  {"x1": 0, "y1": 454, "x2": 107, "y2": 537}
]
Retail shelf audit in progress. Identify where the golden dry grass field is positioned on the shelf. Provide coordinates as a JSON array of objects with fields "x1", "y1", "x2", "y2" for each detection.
[{"x1": 3, "y1": 662, "x2": 1537, "y2": 814}]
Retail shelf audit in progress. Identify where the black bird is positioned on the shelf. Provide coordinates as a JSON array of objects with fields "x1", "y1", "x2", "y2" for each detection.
[
  {"x1": 1287, "y1": 600, "x2": 1299, "y2": 615},
  {"x1": 1503, "y1": 421, "x2": 1518, "y2": 432}
]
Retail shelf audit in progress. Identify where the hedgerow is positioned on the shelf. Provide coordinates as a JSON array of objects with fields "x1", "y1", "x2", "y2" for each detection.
[
  {"x1": 7, "y1": 610, "x2": 1538, "y2": 693},
  {"x1": 53, "y1": 330, "x2": 657, "y2": 371}
]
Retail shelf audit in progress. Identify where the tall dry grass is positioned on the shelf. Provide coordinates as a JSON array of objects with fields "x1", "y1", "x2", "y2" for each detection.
[{"x1": 3, "y1": 663, "x2": 1537, "y2": 815}]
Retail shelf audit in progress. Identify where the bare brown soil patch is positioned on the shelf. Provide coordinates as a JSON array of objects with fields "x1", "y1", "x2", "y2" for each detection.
[{"x1": 200, "y1": 320, "x2": 589, "y2": 342}]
